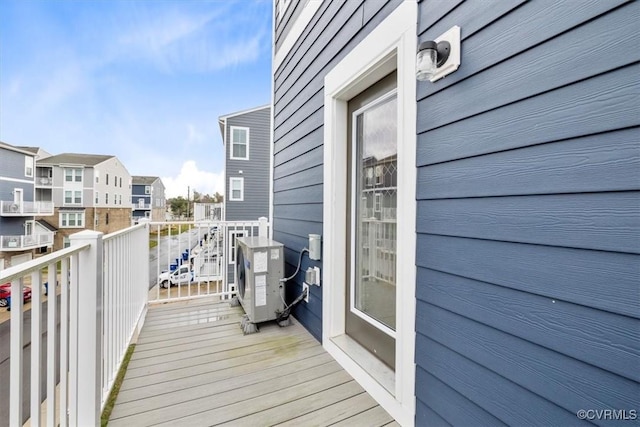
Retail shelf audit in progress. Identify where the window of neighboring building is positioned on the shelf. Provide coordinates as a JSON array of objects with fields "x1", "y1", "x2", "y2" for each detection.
[
  {"x1": 25, "y1": 157, "x2": 34, "y2": 177},
  {"x1": 65, "y1": 190, "x2": 82, "y2": 205},
  {"x1": 106, "y1": 174, "x2": 109, "y2": 185},
  {"x1": 60, "y1": 212, "x2": 84, "y2": 228},
  {"x1": 63, "y1": 236, "x2": 71, "y2": 248},
  {"x1": 105, "y1": 193, "x2": 109, "y2": 204},
  {"x1": 65, "y1": 168, "x2": 82, "y2": 182},
  {"x1": 229, "y1": 177, "x2": 244, "y2": 201},
  {"x1": 106, "y1": 213, "x2": 109, "y2": 225},
  {"x1": 228, "y1": 230, "x2": 245, "y2": 264},
  {"x1": 145, "y1": 186, "x2": 151, "y2": 194},
  {"x1": 374, "y1": 193, "x2": 382, "y2": 213},
  {"x1": 119, "y1": 177, "x2": 122, "y2": 187},
  {"x1": 95, "y1": 170, "x2": 100, "y2": 184},
  {"x1": 95, "y1": 192, "x2": 99, "y2": 204},
  {"x1": 230, "y1": 126, "x2": 249, "y2": 160}
]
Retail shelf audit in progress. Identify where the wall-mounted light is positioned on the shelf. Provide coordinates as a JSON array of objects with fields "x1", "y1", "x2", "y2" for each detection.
[{"x1": 416, "y1": 26, "x2": 461, "y2": 82}]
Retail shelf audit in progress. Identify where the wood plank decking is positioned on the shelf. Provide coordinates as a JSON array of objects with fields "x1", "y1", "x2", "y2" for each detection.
[{"x1": 108, "y1": 298, "x2": 398, "y2": 427}]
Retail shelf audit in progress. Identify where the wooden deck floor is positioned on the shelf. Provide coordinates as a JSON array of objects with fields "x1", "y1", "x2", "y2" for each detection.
[{"x1": 108, "y1": 298, "x2": 398, "y2": 427}]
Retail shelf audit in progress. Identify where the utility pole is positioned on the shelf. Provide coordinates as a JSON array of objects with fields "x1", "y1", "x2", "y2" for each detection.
[{"x1": 187, "y1": 186, "x2": 190, "y2": 219}]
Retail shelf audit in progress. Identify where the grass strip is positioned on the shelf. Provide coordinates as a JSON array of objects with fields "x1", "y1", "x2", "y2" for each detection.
[{"x1": 101, "y1": 344, "x2": 136, "y2": 426}]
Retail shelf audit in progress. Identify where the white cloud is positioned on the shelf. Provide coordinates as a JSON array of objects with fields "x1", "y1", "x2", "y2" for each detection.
[{"x1": 161, "y1": 160, "x2": 224, "y2": 199}]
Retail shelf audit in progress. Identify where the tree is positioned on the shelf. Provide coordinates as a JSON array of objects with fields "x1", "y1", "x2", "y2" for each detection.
[{"x1": 168, "y1": 196, "x2": 188, "y2": 218}]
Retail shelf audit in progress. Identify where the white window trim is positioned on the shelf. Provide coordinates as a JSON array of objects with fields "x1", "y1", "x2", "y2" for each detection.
[
  {"x1": 64, "y1": 190, "x2": 83, "y2": 205},
  {"x1": 230, "y1": 126, "x2": 250, "y2": 160},
  {"x1": 228, "y1": 230, "x2": 245, "y2": 265},
  {"x1": 274, "y1": 0, "x2": 324, "y2": 70},
  {"x1": 229, "y1": 177, "x2": 244, "y2": 201},
  {"x1": 60, "y1": 212, "x2": 85, "y2": 228},
  {"x1": 322, "y1": 3, "x2": 417, "y2": 425},
  {"x1": 25, "y1": 157, "x2": 34, "y2": 178}
]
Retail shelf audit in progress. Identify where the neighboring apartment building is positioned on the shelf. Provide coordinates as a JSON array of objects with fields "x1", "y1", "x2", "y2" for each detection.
[
  {"x1": 36, "y1": 153, "x2": 132, "y2": 250},
  {"x1": 131, "y1": 176, "x2": 166, "y2": 223},
  {"x1": 0, "y1": 142, "x2": 54, "y2": 269},
  {"x1": 218, "y1": 105, "x2": 271, "y2": 284},
  {"x1": 271, "y1": 1, "x2": 639, "y2": 425},
  {"x1": 218, "y1": 105, "x2": 271, "y2": 222}
]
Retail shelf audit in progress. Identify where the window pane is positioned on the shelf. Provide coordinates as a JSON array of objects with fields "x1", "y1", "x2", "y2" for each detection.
[
  {"x1": 65, "y1": 169, "x2": 72, "y2": 181},
  {"x1": 353, "y1": 94, "x2": 397, "y2": 330},
  {"x1": 233, "y1": 144, "x2": 246, "y2": 158},
  {"x1": 233, "y1": 128, "x2": 246, "y2": 144},
  {"x1": 65, "y1": 191, "x2": 72, "y2": 203},
  {"x1": 75, "y1": 169, "x2": 82, "y2": 182}
]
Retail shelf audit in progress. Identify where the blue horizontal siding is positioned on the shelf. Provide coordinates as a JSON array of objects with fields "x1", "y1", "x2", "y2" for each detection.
[{"x1": 415, "y1": 0, "x2": 640, "y2": 425}]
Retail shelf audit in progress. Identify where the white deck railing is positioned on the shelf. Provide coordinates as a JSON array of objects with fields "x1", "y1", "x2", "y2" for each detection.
[
  {"x1": 193, "y1": 202, "x2": 223, "y2": 222},
  {"x1": 0, "y1": 200, "x2": 54, "y2": 216},
  {"x1": 1, "y1": 223, "x2": 149, "y2": 426},
  {"x1": 148, "y1": 218, "x2": 268, "y2": 304},
  {"x1": 2, "y1": 217, "x2": 267, "y2": 425},
  {"x1": 0, "y1": 232, "x2": 54, "y2": 250}
]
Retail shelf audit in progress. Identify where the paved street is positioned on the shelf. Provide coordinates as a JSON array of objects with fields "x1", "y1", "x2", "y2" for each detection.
[{"x1": 148, "y1": 227, "x2": 203, "y2": 288}]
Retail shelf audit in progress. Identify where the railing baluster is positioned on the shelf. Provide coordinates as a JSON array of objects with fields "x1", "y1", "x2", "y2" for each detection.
[
  {"x1": 47, "y1": 262, "x2": 57, "y2": 427},
  {"x1": 60, "y1": 258, "x2": 69, "y2": 427},
  {"x1": 31, "y1": 270, "x2": 43, "y2": 426},
  {"x1": 10, "y1": 278, "x2": 24, "y2": 427}
]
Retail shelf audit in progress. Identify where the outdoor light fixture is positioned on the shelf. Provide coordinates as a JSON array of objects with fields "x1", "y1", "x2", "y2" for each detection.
[{"x1": 416, "y1": 26, "x2": 461, "y2": 82}]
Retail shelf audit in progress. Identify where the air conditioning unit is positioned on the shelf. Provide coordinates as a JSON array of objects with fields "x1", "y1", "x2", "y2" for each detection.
[{"x1": 235, "y1": 236, "x2": 285, "y2": 333}]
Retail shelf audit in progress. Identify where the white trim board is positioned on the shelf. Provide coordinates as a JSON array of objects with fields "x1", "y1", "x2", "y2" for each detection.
[
  {"x1": 322, "y1": 2, "x2": 417, "y2": 426},
  {"x1": 274, "y1": 0, "x2": 324, "y2": 71}
]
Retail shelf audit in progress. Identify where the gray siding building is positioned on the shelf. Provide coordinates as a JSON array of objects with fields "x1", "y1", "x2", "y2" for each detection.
[
  {"x1": 0, "y1": 141, "x2": 54, "y2": 268},
  {"x1": 219, "y1": 105, "x2": 271, "y2": 222},
  {"x1": 131, "y1": 176, "x2": 166, "y2": 223},
  {"x1": 219, "y1": 105, "x2": 272, "y2": 285},
  {"x1": 272, "y1": 1, "x2": 639, "y2": 425}
]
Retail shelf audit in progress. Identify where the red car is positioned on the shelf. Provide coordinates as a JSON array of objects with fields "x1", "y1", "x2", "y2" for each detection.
[{"x1": 0, "y1": 283, "x2": 32, "y2": 309}]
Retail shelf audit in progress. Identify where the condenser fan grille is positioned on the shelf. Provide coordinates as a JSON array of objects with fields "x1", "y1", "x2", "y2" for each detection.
[{"x1": 236, "y1": 245, "x2": 246, "y2": 299}]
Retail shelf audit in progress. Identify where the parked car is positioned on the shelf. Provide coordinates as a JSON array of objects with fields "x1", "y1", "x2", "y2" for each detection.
[
  {"x1": 0, "y1": 283, "x2": 33, "y2": 309},
  {"x1": 158, "y1": 265, "x2": 193, "y2": 288}
]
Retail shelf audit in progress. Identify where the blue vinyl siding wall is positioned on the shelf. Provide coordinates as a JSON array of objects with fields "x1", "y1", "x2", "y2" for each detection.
[
  {"x1": 415, "y1": 1, "x2": 640, "y2": 425},
  {"x1": 272, "y1": 0, "x2": 404, "y2": 341},
  {"x1": 0, "y1": 147, "x2": 36, "y2": 236},
  {"x1": 131, "y1": 184, "x2": 150, "y2": 219},
  {"x1": 225, "y1": 107, "x2": 271, "y2": 222}
]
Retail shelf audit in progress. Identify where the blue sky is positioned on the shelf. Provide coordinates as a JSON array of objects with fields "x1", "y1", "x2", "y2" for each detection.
[{"x1": 0, "y1": 0, "x2": 273, "y2": 197}]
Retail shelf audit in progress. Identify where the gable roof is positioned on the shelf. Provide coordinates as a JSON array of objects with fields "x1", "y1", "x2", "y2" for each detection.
[
  {"x1": 0, "y1": 141, "x2": 36, "y2": 157},
  {"x1": 218, "y1": 104, "x2": 271, "y2": 144},
  {"x1": 38, "y1": 153, "x2": 114, "y2": 167},
  {"x1": 15, "y1": 146, "x2": 53, "y2": 160},
  {"x1": 132, "y1": 176, "x2": 160, "y2": 185}
]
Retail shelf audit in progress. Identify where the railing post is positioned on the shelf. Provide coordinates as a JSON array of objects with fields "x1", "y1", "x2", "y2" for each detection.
[
  {"x1": 69, "y1": 230, "x2": 103, "y2": 427},
  {"x1": 259, "y1": 217, "x2": 268, "y2": 238}
]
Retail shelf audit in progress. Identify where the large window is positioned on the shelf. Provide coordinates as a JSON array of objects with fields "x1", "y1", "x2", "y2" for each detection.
[
  {"x1": 64, "y1": 168, "x2": 82, "y2": 182},
  {"x1": 145, "y1": 186, "x2": 151, "y2": 194},
  {"x1": 229, "y1": 177, "x2": 244, "y2": 201},
  {"x1": 25, "y1": 157, "x2": 34, "y2": 177},
  {"x1": 230, "y1": 126, "x2": 249, "y2": 160},
  {"x1": 60, "y1": 212, "x2": 84, "y2": 228},
  {"x1": 64, "y1": 190, "x2": 82, "y2": 205}
]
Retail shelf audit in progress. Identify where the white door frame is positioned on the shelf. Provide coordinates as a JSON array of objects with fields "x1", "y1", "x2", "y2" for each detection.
[{"x1": 322, "y1": 2, "x2": 417, "y2": 425}]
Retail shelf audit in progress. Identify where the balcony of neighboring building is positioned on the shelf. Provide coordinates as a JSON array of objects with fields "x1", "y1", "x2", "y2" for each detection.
[
  {"x1": 35, "y1": 166, "x2": 54, "y2": 188},
  {"x1": 0, "y1": 232, "x2": 54, "y2": 251},
  {"x1": 0, "y1": 200, "x2": 54, "y2": 216}
]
